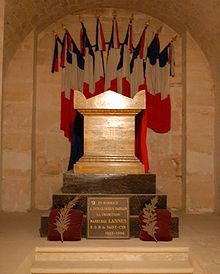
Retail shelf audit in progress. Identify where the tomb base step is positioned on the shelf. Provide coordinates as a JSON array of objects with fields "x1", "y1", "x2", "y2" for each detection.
[
  {"x1": 31, "y1": 246, "x2": 193, "y2": 274},
  {"x1": 31, "y1": 261, "x2": 193, "y2": 274},
  {"x1": 62, "y1": 172, "x2": 156, "y2": 194}
]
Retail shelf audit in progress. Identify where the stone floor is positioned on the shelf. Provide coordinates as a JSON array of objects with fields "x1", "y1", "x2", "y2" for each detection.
[{"x1": 0, "y1": 210, "x2": 220, "y2": 274}]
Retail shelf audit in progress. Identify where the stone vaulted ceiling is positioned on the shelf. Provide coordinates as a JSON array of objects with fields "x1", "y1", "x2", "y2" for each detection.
[{"x1": 4, "y1": 0, "x2": 220, "y2": 73}]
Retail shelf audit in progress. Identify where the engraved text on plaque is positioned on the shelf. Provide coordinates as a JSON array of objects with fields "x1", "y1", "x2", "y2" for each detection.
[{"x1": 87, "y1": 197, "x2": 130, "y2": 239}]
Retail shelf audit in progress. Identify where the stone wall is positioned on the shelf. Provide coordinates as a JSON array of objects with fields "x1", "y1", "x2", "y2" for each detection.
[
  {"x1": 0, "y1": 0, "x2": 4, "y2": 85},
  {"x1": 35, "y1": 30, "x2": 69, "y2": 209},
  {"x1": 186, "y1": 33, "x2": 214, "y2": 212},
  {"x1": 0, "y1": 0, "x2": 4, "y2": 208},
  {"x1": 2, "y1": 32, "x2": 34, "y2": 211},
  {"x1": 0, "y1": 9, "x2": 215, "y2": 213}
]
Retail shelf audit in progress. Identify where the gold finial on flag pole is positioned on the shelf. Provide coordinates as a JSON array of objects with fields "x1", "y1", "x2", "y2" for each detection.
[
  {"x1": 62, "y1": 24, "x2": 66, "y2": 30},
  {"x1": 129, "y1": 13, "x2": 134, "y2": 23},
  {"x1": 52, "y1": 30, "x2": 57, "y2": 37},
  {"x1": 171, "y1": 35, "x2": 178, "y2": 42},
  {"x1": 145, "y1": 19, "x2": 150, "y2": 27},
  {"x1": 157, "y1": 25, "x2": 163, "y2": 34},
  {"x1": 95, "y1": 10, "x2": 101, "y2": 19},
  {"x1": 112, "y1": 10, "x2": 117, "y2": 19},
  {"x1": 79, "y1": 15, "x2": 84, "y2": 23}
]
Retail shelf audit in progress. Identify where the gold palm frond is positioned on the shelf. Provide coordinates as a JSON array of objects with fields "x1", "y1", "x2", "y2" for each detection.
[
  {"x1": 54, "y1": 196, "x2": 81, "y2": 242},
  {"x1": 142, "y1": 196, "x2": 159, "y2": 242}
]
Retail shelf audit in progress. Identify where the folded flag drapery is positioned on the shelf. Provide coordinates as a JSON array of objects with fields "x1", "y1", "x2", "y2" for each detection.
[{"x1": 51, "y1": 18, "x2": 175, "y2": 173}]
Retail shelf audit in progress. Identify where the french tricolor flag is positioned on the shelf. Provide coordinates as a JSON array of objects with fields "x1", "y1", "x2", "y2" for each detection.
[
  {"x1": 117, "y1": 21, "x2": 133, "y2": 97},
  {"x1": 130, "y1": 26, "x2": 149, "y2": 173},
  {"x1": 130, "y1": 26, "x2": 147, "y2": 97},
  {"x1": 80, "y1": 22, "x2": 95, "y2": 98},
  {"x1": 60, "y1": 29, "x2": 84, "y2": 141},
  {"x1": 105, "y1": 17, "x2": 120, "y2": 92},
  {"x1": 93, "y1": 17, "x2": 106, "y2": 96},
  {"x1": 146, "y1": 34, "x2": 173, "y2": 133}
]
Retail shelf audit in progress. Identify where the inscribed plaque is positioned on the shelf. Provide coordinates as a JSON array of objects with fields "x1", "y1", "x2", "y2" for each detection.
[{"x1": 87, "y1": 197, "x2": 130, "y2": 239}]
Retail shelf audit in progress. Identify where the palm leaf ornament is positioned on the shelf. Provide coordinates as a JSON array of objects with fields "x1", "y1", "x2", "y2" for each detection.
[
  {"x1": 54, "y1": 196, "x2": 80, "y2": 242},
  {"x1": 142, "y1": 196, "x2": 159, "y2": 242}
]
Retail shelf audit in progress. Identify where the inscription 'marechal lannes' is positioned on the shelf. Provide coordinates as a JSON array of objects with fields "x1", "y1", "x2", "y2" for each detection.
[{"x1": 74, "y1": 90, "x2": 146, "y2": 174}]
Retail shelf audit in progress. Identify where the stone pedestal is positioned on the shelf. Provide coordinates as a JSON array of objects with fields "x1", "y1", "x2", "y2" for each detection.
[
  {"x1": 74, "y1": 90, "x2": 146, "y2": 174},
  {"x1": 40, "y1": 173, "x2": 179, "y2": 238}
]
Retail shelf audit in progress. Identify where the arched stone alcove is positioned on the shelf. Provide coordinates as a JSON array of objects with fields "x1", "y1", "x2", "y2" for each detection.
[{"x1": 0, "y1": 3, "x2": 217, "y2": 213}]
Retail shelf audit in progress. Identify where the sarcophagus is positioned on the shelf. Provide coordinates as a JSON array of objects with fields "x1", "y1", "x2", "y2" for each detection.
[{"x1": 74, "y1": 90, "x2": 145, "y2": 174}]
